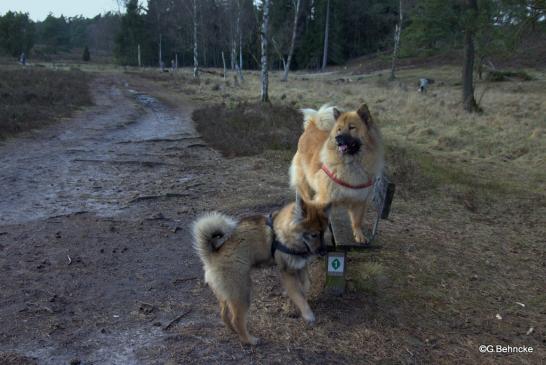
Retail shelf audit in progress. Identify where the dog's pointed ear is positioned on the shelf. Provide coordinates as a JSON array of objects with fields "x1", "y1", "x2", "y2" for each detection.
[
  {"x1": 357, "y1": 103, "x2": 372, "y2": 127},
  {"x1": 294, "y1": 193, "x2": 307, "y2": 221},
  {"x1": 333, "y1": 107, "x2": 341, "y2": 120}
]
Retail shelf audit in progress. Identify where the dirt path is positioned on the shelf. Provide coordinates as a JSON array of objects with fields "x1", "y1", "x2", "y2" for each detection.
[
  {"x1": 1, "y1": 73, "x2": 544, "y2": 365},
  {"x1": 0, "y1": 74, "x2": 278, "y2": 364}
]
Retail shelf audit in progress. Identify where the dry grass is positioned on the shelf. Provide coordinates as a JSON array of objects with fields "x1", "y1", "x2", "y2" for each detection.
[
  {"x1": 127, "y1": 66, "x2": 545, "y2": 168},
  {"x1": 140, "y1": 65, "x2": 545, "y2": 198},
  {"x1": 0, "y1": 67, "x2": 93, "y2": 138},
  {"x1": 127, "y1": 66, "x2": 546, "y2": 363}
]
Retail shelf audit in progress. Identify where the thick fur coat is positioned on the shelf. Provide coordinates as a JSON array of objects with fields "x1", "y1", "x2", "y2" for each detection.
[
  {"x1": 290, "y1": 103, "x2": 384, "y2": 243},
  {"x1": 193, "y1": 198, "x2": 330, "y2": 345}
]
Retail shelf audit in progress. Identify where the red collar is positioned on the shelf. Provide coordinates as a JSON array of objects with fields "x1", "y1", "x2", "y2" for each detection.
[{"x1": 321, "y1": 164, "x2": 374, "y2": 189}]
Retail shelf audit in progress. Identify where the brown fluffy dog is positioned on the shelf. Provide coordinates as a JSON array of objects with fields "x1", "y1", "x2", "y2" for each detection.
[
  {"x1": 193, "y1": 198, "x2": 330, "y2": 345},
  {"x1": 290, "y1": 103, "x2": 384, "y2": 243}
]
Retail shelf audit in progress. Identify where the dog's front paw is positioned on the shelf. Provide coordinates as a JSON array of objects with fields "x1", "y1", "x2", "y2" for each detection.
[
  {"x1": 353, "y1": 229, "x2": 368, "y2": 244},
  {"x1": 241, "y1": 335, "x2": 260, "y2": 346},
  {"x1": 247, "y1": 336, "x2": 260, "y2": 346},
  {"x1": 302, "y1": 311, "x2": 316, "y2": 325}
]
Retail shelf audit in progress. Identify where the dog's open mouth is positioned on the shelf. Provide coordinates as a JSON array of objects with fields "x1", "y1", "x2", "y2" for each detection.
[
  {"x1": 337, "y1": 140, "x2": 361, "y2": 155},
  {"x1": 335, "y1": 134, "x2": 362, "y2": 155}
]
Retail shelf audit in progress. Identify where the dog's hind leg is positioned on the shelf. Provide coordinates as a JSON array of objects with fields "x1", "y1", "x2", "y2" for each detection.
[
  {"x1": 348, "y1": 203, "x2": 367, "y2": 244},
  {"x1": 220, "y1": 300, "x2": 235, "y2": 332},
  {"x1": 281, "y1": 271, "x2": 315, "y2": 324},
  {"x1": 228, "y1": 300, "x2": 258, "y2": 345},
  {"x1": 297, "y1": 267, "x2": 311, "y2": 297}
]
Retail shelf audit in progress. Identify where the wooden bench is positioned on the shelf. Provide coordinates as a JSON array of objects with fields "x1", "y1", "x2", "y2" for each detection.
[{"x1": 325, "y1": 178, "x2": 395, "y2": 295}]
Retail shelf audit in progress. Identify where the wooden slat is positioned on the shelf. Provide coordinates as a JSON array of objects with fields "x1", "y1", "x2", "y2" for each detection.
[{"x1": 328, "y1": 207, "x2": 382, "y2": 250}]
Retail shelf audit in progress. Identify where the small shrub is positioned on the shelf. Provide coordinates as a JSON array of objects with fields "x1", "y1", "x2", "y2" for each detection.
[
  {"x1": 0, "y1": 68, "x2": 92, "y2": 138},
  {"x1": 486, "y1": 70, "x2": 532, "y2": 82},
  {"x1": 192, "y1": 102, "x2": 302, "y2": 157}
]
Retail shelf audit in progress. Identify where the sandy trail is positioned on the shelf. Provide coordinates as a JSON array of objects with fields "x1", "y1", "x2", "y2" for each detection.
[
  {"x1": 0, "y1": 74, "x2": 234, "y2": 364},
  {"x1": 0, "y1": 76, "x2": 202, "y2": 224}
]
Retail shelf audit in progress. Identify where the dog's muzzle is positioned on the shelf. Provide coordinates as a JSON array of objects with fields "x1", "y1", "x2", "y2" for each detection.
[{"x1": 335, "y1": 134, "x2": 362, "y2": 155}]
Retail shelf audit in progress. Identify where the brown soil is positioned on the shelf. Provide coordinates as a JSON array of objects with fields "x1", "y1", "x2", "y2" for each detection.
[{"x1": 0, "y1": 72, "x2": 544, "y2": 365}]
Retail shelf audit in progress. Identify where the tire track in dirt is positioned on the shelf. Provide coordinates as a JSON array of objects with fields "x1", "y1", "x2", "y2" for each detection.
[
  {"x1": 0, "y1": 76, "x2": 206, "y2": 224},
  {"x1": 0, "y1": 74, "x2": 228, "y2": 364}
]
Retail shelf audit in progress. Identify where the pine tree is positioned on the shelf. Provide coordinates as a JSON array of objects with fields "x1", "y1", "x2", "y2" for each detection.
[{"x1": 114, "y1": 0, "x2": 147, "y2": 66}]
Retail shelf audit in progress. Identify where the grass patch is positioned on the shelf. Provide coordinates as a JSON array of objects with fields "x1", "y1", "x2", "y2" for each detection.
[
  {"x1": 485, "y1": 70, "x2": 533, "y2": 82},
  {"x1": 0, "y1": 68, "x2": 93, "y2": 138},
  {"x1": 192, "y1": 102, "x2": 302, "y2": 157}
]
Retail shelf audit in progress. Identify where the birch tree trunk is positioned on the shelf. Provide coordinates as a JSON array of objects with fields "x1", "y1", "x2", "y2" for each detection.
[
  {"x1": 260, "y1": 0, "x2": 271, "y2": 102},
  {"x1": 137, "y1": 44, "x2": 141, "y2": 67},
  {"x1": 159, "y1": 33, "x2": 163, "y2": 70},
  {"x1": 389, "y1": 0, "x2": 402, "y2": 81},
  {"x1": 221, "y1": 51, "x2": 227, "y2": 80},
  {"x1": 281, "y1": 0, "x2": 301, "y2": 82},
  {"x1": 321, "y1": 0, "x2": 330, "y2": 72},
  {"x1": 236, "y1": 0, "x2": 244, "y2": 82},
  {"x1": 231, "y1": 40, "x2": 236, "y2": 70},
  {"x1": 193, "y1": 0, "x2": 199, "y2": 79},
  {"x1": 463, "y1": 0, "x2": 479, "y2": 112}
]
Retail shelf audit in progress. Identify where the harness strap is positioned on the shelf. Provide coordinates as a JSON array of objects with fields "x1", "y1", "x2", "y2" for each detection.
[{"x1": 266, "y1": 213, "x2": 312, "y2": 258}]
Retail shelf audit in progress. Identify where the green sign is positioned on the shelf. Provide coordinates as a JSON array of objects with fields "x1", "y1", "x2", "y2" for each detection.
[{"x1": 327, "y1": 253, "x2": 344, "y2": 276}]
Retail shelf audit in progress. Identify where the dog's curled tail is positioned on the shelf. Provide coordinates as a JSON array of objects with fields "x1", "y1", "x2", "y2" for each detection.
[
  {"x1": 301, "y1": 104, "x2": 337, "y2": 131},
  {"x1": 193, "y1": 212, "x2": 237, "y2": 262}
]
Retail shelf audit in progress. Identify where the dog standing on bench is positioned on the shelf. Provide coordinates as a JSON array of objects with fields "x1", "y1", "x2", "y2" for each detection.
[{"x1": 290, "y1": 104, "x2": 384, "y2": 244}]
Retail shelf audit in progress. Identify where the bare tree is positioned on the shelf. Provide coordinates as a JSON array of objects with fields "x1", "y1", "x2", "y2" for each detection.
[
  {"x1": 389, "y1": 0, "x2": 403, "y2": 81},
  {"x1": 281, "y1": 0, "x2": 301, "y2": 82},
  {"x1": 321, "y1": 0, "x2": 330, "y2": 72},
  {"x1": 159, "y1": 33, "x2": 163, "y2": 70},
  {"x1": 463, "y1": 0, "x2": 479, "y2": 112},
  {"x1": 193, "y1": 0, "x2": 199, "y2": 79},
  {"x1": 221, "y1": 51, "x2": 227, "y2": 80},
  {"x1": 260, "y1": 0, "x2": 271, "y2": 102},
  {"x1": 236, "y1": 0, "x2": 244, "y2": 82}
]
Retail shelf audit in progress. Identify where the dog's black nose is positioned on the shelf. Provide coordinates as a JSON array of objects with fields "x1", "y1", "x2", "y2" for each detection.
[{"x1": 335, "y1": 134, "x2": 347, "y2": 145}]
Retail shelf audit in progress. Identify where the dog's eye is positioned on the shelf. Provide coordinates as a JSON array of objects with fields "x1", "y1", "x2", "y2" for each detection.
[
  {"x1": 348, "y1": 124, "x2": 355, "y2": 130},
  {"x1": 337, "y1": 128, "x2": 341, "y2": 132}
]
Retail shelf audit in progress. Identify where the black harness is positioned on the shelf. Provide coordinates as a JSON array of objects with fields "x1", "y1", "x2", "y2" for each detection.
[{"x1": 266, "y1": 213, "x2": 323, "y2": 258}]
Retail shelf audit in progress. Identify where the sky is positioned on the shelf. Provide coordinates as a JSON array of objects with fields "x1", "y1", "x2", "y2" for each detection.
[{"x1": 0, "y1": 0, "x2": 121, "y2": 21}]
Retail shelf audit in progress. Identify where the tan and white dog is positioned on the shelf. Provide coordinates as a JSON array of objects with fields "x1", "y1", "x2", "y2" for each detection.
[
  {"x1": 290, "y1": 103, "x2": 384, "y2": 243},
  {"x1": 193, "y1": 197, "x2": 330, "y2": 345}
]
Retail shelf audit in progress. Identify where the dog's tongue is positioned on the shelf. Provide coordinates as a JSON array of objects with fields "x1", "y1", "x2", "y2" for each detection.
[{"x1": 338, "y1": 144, "x2": 348, "y2": 153}]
